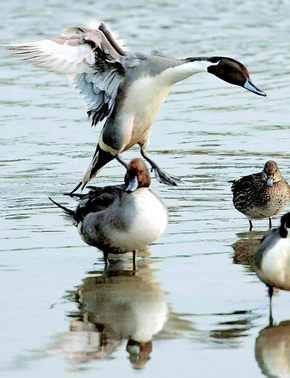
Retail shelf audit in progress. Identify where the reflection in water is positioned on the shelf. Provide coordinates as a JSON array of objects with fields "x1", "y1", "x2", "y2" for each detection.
[
  {"x1": 232, "y1": 231, "x2": 266, "y2": 271},
  {"x1": 158, "y1": 310, "x2": 260, "y2": 349},
  {"x1": 48, "y1": 256, "x2": 262, "y2": 371},
  {"x1": 205, "y1": 310, "x2": 258, "y2": 346},
  {"x1": 50, "y1": 258, "x2": 169, "y2": 370},
  {"x1": 255, "y1": 321, "x2": 290, "y2": 378}
]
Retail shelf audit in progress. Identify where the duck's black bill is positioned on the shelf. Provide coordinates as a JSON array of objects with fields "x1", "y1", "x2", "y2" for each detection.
[
  {"x1": 125, "y1": 176, "x2": 139, "y2": 193},
  {"x1": 244, "y1": 79, "x2": 266, "y2": 96}
]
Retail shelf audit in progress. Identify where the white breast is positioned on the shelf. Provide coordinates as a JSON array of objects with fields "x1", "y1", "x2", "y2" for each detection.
[
  {"x1": 129, "y1": 188, "x2": 168, "y2": 242},
  {"x1": 107, "y1": 189, "x2": 168, "y2": 251},
  {"x1": 260, "y1": 236, "x2": 290, "y2": 290},
  {"x1": 119, "y1": 76, "x2": 172, "y2": 150}
]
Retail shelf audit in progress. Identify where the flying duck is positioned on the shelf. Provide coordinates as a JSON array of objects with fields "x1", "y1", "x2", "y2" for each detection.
[
  {"x1": 230, "y1": 161, "x2": 290, "y2": 230},
  {"x1": 254, "y1": 212, "x2": 290, "y2": 324},
  {"x1": 49, "y1": 158, "x2": 168, "y2": 267},
  {"x1": 6, "y1": 23, "x2": 266, "y2": 193}
]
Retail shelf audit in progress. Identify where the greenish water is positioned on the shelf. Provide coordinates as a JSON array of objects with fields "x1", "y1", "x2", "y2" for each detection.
[{"x1": 1, "y1": 1, "x2": 290, "y2": 377}]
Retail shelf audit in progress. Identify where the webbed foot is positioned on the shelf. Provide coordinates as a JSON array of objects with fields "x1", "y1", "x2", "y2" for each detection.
[{"x1": 152, "y1": 166, "x2": 180, "y2": 186}]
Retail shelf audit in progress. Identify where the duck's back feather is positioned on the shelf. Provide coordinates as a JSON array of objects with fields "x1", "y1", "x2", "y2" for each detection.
[
  {"x1": 74, "y1": 184, "x2": 125, "y2": 222},
  {"x1": 230, "y1": 173, "x2": 261, "y2": 194}
]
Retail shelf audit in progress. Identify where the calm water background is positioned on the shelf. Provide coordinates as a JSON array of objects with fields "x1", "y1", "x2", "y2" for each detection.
[{"x1": 1, "y1": 0, "x2": 290, "y2": 377}]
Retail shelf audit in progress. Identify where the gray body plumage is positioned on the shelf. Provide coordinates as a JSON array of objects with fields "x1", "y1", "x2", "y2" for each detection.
[
  {"x1": 6, "y1": 23, "x2": 266, "y2": 190},
  {"x1": 73, "y1": 184, "x2": 168, "y2": 254},
  {"x1": 100, "y1": 53, "x2": 182, "y2": 150},
  {"x1": 49, "y1": 158, "x2": 168, "y2": 257},
  {"x1": 80, "y1": 190, "x2": 136, "y2": 252}
]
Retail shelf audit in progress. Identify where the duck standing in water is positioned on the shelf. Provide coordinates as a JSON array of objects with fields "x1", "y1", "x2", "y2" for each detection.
[
  {"x1": 230, "y1": 161, "x2": 290, "y2": 230},
  {"x1": 254, "y1": 213, "x2": 290, "y2": 324},
  {"x1": 6, "y1": 23, "x2": 266, "y2": 193},
  {"x1": 49, "y1": 158, "x2": 168, "y2": 267}
]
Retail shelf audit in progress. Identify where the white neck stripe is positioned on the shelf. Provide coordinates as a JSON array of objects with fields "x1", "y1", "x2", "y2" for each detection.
[{"x1": 159, "y1": 60, "x2": 215, "y2": 85}]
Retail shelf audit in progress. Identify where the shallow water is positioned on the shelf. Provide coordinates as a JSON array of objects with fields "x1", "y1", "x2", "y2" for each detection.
[{"x1": 1, "y1": 0, "x2": 290, "y2": 377}]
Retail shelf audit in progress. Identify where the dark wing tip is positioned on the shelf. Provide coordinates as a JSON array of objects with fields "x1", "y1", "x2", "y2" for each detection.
[{"x1": 98, "y1": 23, "x2": 127, "y2": 56}]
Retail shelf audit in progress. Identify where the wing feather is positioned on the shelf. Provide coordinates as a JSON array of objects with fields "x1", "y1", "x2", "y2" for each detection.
[{"x1": 5, "y1": 24, "x2": 127, "y2": 126}]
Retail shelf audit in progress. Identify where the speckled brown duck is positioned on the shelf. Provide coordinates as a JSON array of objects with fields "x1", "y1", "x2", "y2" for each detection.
[{"x1": 230, "y1": 161, "x2": 290, "y2": 230}]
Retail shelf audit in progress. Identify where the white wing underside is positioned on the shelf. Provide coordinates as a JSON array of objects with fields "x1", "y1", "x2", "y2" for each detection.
[{"x1": 6, "y1": 26, "x2": 125, "y2": 125}]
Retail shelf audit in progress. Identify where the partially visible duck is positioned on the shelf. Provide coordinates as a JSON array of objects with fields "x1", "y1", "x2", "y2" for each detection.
[
  {"x1": 254, "y1": 213, "x2": 290, "y2": 324},
  {"x1": 230, "y1": 161, "x2": 290, "y2": 230},
  {"x1": 6, "y1": 22, "x2": 266, "y2": 193},
  {"x1": 255, "y1": 321, "x2": 290, "y2": 375},
  {"x1": 49, "y1": 158, "x2": 168, "y2": 266}
]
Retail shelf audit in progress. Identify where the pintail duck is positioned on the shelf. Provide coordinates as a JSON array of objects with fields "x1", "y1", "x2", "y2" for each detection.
[
  {"x1": 254, "y1": 213, "x2": 290, "y2": 324},
  {"x1": 49, "y1": 158, "x2": 168, "y2": 266},
  {"x1": 6, "y1": 23, "x2": 266, "y2": 193},
  {"x1": 230, "y1": 161, "x2": 290, "y2": 230}
]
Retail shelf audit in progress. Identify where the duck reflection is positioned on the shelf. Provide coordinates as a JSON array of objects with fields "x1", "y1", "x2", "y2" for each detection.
[
  {"x1": 76, "y1": 261, "x2": 168, "y2": 369},
  {"x1": 49, "y1": 253, "x2": 262, "y2": 370},
  {"x1": 255, "y1": 321, "x2": 290, "y2": 377},
  {"x1": 51, "y1": 257, "x2": 169, "y2": 370},
  {"x1": 232, "y1": 231, "x2": 266, "y2": 271}
]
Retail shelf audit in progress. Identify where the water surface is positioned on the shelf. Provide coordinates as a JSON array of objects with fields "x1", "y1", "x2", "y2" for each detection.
[{"x1": 1, "y1": 1, "x2": 290, "y2": 377}]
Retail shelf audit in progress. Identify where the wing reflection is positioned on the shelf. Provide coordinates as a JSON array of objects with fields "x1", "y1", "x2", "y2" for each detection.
[{"x1": 255, "y1": 321, "x2": 290, "y2": 377}]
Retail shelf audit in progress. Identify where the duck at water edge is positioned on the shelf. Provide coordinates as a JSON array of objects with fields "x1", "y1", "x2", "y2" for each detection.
[
  {"x1": 230, "y1": 161, "x2": 289, "y2": 230},
  {"x1": 254, "y1": 213, "x2": 290, "y2": 324},
  {"x1": 49, "y1": 158, "x2": 168, "y2": 267}
]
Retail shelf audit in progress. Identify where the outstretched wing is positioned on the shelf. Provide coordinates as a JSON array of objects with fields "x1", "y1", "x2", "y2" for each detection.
[{"x1": 6, "y1": 24, "x2": 126, "y2": 126}]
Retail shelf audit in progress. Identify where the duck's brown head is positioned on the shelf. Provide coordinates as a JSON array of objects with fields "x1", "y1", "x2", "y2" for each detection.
[
  {"x1": 207, "y1": 57, "x2": 266, "y2": 96},
  {"x1": 261, "y1": 160, "x2": 282, "y2": 187},
  {"x1": 124, "y1": 158, "x2": 151, "y2": 192}
]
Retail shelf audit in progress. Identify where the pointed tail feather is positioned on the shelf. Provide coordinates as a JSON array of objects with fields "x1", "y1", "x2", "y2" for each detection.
[
  {"x1": 81, "y1": 145, "x2": 114, "y2": 190},
  {"x1": 49, "y1": 197, "x2": 75, "y2": 219}
]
